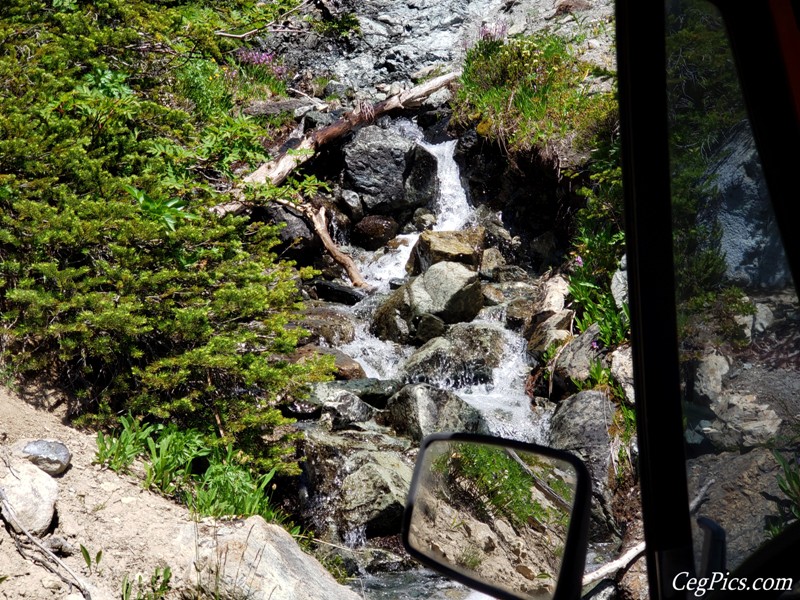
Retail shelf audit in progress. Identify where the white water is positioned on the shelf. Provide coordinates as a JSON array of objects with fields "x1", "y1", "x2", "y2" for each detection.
[{"x1": 341, "y1": 118, "x2": 549, "y2": 443}]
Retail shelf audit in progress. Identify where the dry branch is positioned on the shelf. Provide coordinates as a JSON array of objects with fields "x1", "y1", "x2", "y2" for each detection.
[
  {"x1": 581, "y1": 478, "x2": 716, "y2": 588},
  {"x1": 244, "y1": 71, "x2": 460, "y2": 188},
  {"x1": 0, "y1": 487, "x2": 93, "y2": 600},
  {"x1": 211, "y1": 71, "x2": 460, "y2": 288}
]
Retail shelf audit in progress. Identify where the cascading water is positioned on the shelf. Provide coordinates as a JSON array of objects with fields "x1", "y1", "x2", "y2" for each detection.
[
  {"x1": 339, "y1": 118, "x2": 552, "y2": 599},
  {"x1": 341, "y1": 118, "x2": 548, "y2": 443}
]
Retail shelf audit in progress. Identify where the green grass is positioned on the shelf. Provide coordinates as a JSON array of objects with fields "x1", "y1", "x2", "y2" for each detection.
[{"x1": 453, "y1": 33, "x2": 616, "y2": 156}]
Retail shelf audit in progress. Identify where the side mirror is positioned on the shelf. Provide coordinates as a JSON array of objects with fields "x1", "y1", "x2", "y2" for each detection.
[{"x1": 402, "y1": 433, "x2": 591, "y2": 600}]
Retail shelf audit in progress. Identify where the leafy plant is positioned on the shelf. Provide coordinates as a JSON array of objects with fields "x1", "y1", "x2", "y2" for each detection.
[
  {"x1": 187, "y1": 445, "x2": 290, "y2": 525},
  {"x1": 95, "y1": 414, "x2": 161, "y2": 473},
  {"x1": 80, "y1": 545, "x2": 103, "y2": 576},
  {"x1": 774, "y1": 450, "x2": 800, "y2": 522},
  {"x1": 453, "y1": 32, "x2": 616, "y2": 156},
  {"x1": 457, "y1": 546, "x2": 483, "y2": 570},
  {"x1": 434, "y1": 444, "x2": 550, "y2": 528},
  {"x1": 121, "y1": 567, "x2": 172, "y2": 600},
  {"x1": 144, "y1": 426, "x2": 210, "y2": 497},
  {"x1": 124, "y1": 186, "x2": 197, "y2": 232}
]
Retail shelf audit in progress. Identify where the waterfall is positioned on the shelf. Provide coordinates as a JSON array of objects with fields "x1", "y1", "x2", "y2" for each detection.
[{"x1": 341, "y1": 118, "x2": 549, "y2": 443}]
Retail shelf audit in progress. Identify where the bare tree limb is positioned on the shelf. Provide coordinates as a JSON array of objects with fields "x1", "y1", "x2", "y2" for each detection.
[
  {"x1": 0, "y1": 487, "x2": 93, "y2": 600},
  {"x1": 581, "y1": 478, "x2": 716, "y2": 588},
  {"x1": 214, "y1": 0, "x2": 314, "y2": 39},
  {"x1": 209, "y1": 72, "x2": 460, "y2": 288},
  {"x1": 243, "y1": 71, "x2": 460, "y2": 188}
]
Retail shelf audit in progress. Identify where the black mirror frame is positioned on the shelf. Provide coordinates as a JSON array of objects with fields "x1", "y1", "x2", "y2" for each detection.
[{"x1": 401, "y1": 432, "x2": 592, "y2": 600}]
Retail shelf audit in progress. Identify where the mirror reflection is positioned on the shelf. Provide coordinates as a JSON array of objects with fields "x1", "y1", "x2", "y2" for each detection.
[{"x1": 406, "y1": 440, "x2": 578, "y2": 600}]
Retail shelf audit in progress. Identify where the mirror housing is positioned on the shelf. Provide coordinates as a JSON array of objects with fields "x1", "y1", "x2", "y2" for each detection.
[{"x1": 402, "y1": 432, "x2": 591, "y2": 600}]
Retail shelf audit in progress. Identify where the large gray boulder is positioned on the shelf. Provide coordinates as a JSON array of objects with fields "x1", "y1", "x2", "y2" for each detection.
[
  {"x1": 299, "y1": 427, "x2": 413, "y2": 546},
  {"x1": 401, "y1": 322, "x2": 507, "y2": 387},
  {"x1": 173, "y1": 516, "x2": 363, "y2": 600},
  {"x1": 370, "y1": 261, "x2": 483, "y2": 344},
  {"x1": 0, "y1": 458, "x2": 58, "y2": 536},
  {"x1": 385, "y1": 383, "x2": 488, "y2": 441},
  {"x1": 343, "y1": 125, "x2": 438, "y2": 216},
  {"x1": 299, "y1": 304, "x2": 357, "y2": 346},
  {"x1": 549, "y1": 391, "x2": 618, "y2": 539},
  {"x1": 406, "y1": 228, "x2": 485, "y2": 275},
  {"x1": 549, "y1": 322, "x2": 602, "y2": 396}
]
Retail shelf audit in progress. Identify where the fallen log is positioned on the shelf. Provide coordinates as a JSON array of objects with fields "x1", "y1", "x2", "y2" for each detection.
[
  {"x1": 244, "y1": 70, "x2": 460, "y2": 188},
  {"x1": 211, "y1": 71, "x2": 460, "y2": 287}
]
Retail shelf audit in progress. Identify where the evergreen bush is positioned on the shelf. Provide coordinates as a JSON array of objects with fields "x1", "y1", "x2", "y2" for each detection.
[{"x1": 0, "y1": 0, "x2": 333, "y2": 476}]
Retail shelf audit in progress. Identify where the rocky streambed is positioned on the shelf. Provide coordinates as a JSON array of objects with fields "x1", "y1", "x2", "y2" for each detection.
[{"x1": 274, "y1": 114, "x2": 638, "y2": 597}]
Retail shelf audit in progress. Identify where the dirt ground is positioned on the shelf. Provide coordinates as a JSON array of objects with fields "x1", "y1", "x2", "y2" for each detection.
[{"x1": 0, "y1": 383, "x2": 191, "y2": 600}]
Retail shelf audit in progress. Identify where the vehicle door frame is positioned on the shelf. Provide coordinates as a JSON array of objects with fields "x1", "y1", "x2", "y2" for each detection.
[{"x1": 615, "y1": 0, "x2": 800, "y2": 598}]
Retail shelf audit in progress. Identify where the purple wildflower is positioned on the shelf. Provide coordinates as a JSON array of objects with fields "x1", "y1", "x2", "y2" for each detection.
[
  {"x1": 574, "y1": 255, "x2": 584, "y2": 267},
  {"x1": 236, "y1": 49, "x2": 277, "y2": 67}
]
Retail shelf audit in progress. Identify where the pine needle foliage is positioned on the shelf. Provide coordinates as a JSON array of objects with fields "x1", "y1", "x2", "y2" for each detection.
[{"x1": 0, "y1": 0, "x2": 333, "y2": 475}]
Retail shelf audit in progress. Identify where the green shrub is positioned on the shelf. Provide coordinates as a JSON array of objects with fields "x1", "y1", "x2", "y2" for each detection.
[
  {"x1": 453, "y1": 31, "x2": 616, "y2": 156},
  {"x1": 0, "y1": 0, "x2": 334, "y2": 476}
]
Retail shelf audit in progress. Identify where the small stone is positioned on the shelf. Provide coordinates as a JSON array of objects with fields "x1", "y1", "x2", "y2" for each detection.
[
  {"x1": 21, "y1": 439, "x2": 72, "y2": 476},
  {"x1": 41, "y1": 575, "x2": 63, "y2": 591}
]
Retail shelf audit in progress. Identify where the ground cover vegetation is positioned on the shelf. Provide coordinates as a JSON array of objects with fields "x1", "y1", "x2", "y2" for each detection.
[
  {"x1": 452, "y1": 24, "x2": 627, "y2": 351},
  {"x1": 0, "y1": 0, "x2": 338, "y2": 532}
]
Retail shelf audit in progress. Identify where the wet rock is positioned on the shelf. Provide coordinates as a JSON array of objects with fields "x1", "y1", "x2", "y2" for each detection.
[
  {"x1": 401, "y1": 322, "x2": 506, "y2": 387},
  {"x1": 412, "y1": 207, "x2": 437, "y2": 232},
  {"x1": 311, "y1": 378, "x2": 404, "y2": 410},
  {"x1": 505, "y1": 298, "x2": 538, "y2": 332},
  {"x1": 17, "y1": 439, "x2": 72, "y2": 476},
  {"x1": 299, "y1": 304, "x2": 357, "y2": 345},
  {"x1": 340, "y1": 452, "x2": 413, "y2": 538},
  {"x1": 492, "y1": 265, "x2": 530, "y2": 283},
  {"x1": 0, "y1": 459, "x2": 57, "y2": 536},
  {"x1": 293, "y1": 345, "x2": 366, "y2": 380},
  {"x1": 339, "y1": 189, "x2": 364, "y2": 222},
  {"x1": 407, "y1": 262, "x2": 482, "y2": 323},
  {"x1": 371, "y1": 261, "x2": 483, "y2": 344},
  {"x1": 526, "y1": 309, "x2": 574, "y2": 362},
  {"x1": 412, "y1": 312, "x2": 447, "y2": 345},
  {"x1": 406, "y1": 228, "x2": 485, "y2": 275},
  {"x1": 299, "y1": 428, "x2": 412, "y2": 545},
  {"x1": 318, "y1": 389, "x2": 377, "y2": 430},
  {"x1": 343, "y1": 126, "x2": 437, "y2": 217},
  {"x1": 344, "y1": 125, "x2": 411, "y2": 211},
  {"x1": 173, "y1": 516, "x2": 362, "y2": 600},
  {"x1": 403, "y1": 144, "x2": 440, "y2": 211},
  {"x1": 265, "y1": 204, "x2": 321, "y2": 260},
  {"x1": 385, "y1": 383, "x2": 488, "y2": 441},
  {"x1": 353, "y1": 215, "x2": 399, "y2": 250},
  {"x1": 479, "y1": 247, "x2": 506, "y2": 279},
  {"x1": 549, "y1": 391, "x2": 618, "y2": 540},
  {"x1": 311, "y1": 280, "x2": 368, "y2": 305}
]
